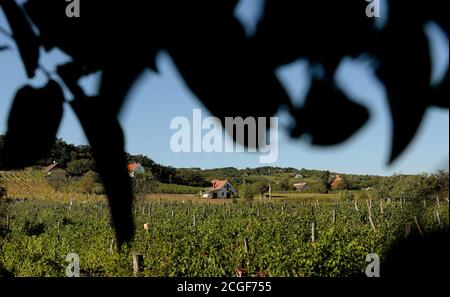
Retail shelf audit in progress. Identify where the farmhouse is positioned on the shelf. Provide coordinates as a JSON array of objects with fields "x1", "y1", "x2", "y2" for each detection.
[
  {"x1": 127, "y1": 162, "x2": 145, "y2": 177},
  {"x1": 42, "y1": 162, "x2": 65, "y2": 175},
  {"x1": 293, "y1": 182, "x2": 309, "y2": 191},
  {"x1": 202, "y1": 180, "x2": 237, "y2": 199},
  {"x1": 330, "y1": 174, "x2": 343, "y2": 189}
]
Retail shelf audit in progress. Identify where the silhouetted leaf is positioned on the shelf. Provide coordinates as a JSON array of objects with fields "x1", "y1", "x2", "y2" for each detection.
[
  {"x1": 1, "y1": 0, "x2": 40, "y2": 78},
  {"x1": 1, "y1": 80, "x2": 64, "y2": 169},
  {"x1": 290, "y1": 79, "x2": 369, "y2": 146},
  {"x1": 70, "y1": 97, "x2": 134, "y2": 246},
  {"x1": 375, "y1": 6, "x2": 432, "y2": 164}
]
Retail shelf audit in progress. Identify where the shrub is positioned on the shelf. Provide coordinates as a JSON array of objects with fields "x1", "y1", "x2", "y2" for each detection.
[
  {"x1": 66, "y1": 159, "x2": 94, "y2": 177},
  {"x1": 46, "y1": 168, "x2": 68, "y2": 191},
  {"x1": 0, "y1": 186, "x2": 6, "y2": 199},
  {"x1": 339, "y1": 190, "x2": 354, "y2": 202},
  {"x1": 239, "y1": 183, "x2": 257, "y2": 201},
  {"x1": 132, "y1": 173, "x2": 157, "y2": 195},
  {"x1": 79, "y1": 171, "x2": 99, "y2": 194},
  {"x1": 357, "y1": 190, "x2": 370, "y2": 200}
]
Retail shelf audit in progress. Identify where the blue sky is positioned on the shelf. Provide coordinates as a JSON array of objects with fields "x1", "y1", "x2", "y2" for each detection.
[{"x1": 0, "y1": 0, "x2": 448, "y2": 175}]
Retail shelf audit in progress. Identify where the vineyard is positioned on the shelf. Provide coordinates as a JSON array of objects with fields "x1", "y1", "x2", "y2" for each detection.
[{"x1": 0, "y1": 196, "x2": 448, "y2": 277}]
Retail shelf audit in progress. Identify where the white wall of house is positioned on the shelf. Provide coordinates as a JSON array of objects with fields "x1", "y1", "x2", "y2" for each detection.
[
  {"x1": 134, "y1": 164, "x2": 145, "y2": 174},
  {"x1": 204, "y1": 181, "x2": 238, "y2": 198}
]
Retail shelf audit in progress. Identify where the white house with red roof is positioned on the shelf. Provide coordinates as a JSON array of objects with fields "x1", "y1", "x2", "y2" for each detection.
[
  {"x1": 127, "y1": 162, "x2": 145, "y2": 177},
  {"x1": 202, "y1": 179, "x2": 237, "y2": 199}
]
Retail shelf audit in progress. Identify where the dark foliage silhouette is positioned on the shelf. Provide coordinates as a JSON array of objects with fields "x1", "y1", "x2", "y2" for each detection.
[
  {"x1": 2, "y1": 80, "x2": 64, "y2": 169},
  {"x1": 0, "y1": 0, "x2": 448, "y2": 259}
]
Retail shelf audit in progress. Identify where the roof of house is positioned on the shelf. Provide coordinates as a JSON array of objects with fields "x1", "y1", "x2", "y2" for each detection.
[
  {"x1": 330, "y1": 174, "x2": 343, "y2": 188},
  {"x1": 42, "y1": 162, "x2": 60, "y2": 173},
  {"x1": 127, "y1": 163, "x2": 142, "y2": 172},
  {"x1": 294, "y1": 182, "x2": 307, "y2": 186},
  {"x1": 204, "y1": 180, "x2": 231, "y2": 193},
  {"x1": 293, "y1": 182, "x2": 308, "y2": 190}
]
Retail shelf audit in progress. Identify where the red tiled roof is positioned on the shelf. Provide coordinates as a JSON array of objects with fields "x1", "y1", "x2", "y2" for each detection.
[
  {"x1": 211, "y1": 180, "x2": 227, "y2": 190},
  {"x1": 204, "y1": 180, "x2": 230, "y2": 193},
  {"x1": 331, "y1": 175, "x2": 343, "y2": 189},
  {"x1": 127, "y1": 163, "x2": 140, "y2": 172}
]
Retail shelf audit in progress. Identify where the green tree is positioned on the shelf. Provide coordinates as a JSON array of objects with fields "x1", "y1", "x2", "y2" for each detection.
[
  {"x1": 253, "y1": 181, "x2": 270, "y2": 197},
  {"x1": 239, "y1": 183, "x2": 257, "y2": 201},
  {"x1": 46, "y1": 168, "x2": 68, "y2": 192},
  {"x1": 307, "y1": 181, "x2": 328, "y2": 194},
  {"x1": 0, "y1": 186, "x2": 6, "y2": 199},
  {"x1": 132, "y1": 172, "x2": 157, "y2": 195},
  {"x1": 339, "y1": 190, "x2": 354, "y2": 202},
  {"x1": 79, "y1": 171, "x2": 100, "y2": 194},
  {"x1": 321, "y1": 171, "x2": 331, "y2": 193},
  {"x1": 67, "y1": 159, "x2": 94, "y2": 176},
  {"x1": 278, "y1": 178, "x2": 291, "y2": 192}
]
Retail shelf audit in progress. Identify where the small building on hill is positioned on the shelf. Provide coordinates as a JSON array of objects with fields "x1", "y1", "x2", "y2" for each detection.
[
  {"x1": 202, "y1": 180, "x2": 237, "y2": 199},
  {"x1": 330, "y1": 174, "x2": 344, "y2": 189},
  {"x1": 42, "y1": 162, "x2": 65, "y2": 175},
  {"x1": 293, "y1": 182, "x2": 309, "y2": 191},
  {"x1": 127, "y1": 163, "x2": 145, "y2": 177}
]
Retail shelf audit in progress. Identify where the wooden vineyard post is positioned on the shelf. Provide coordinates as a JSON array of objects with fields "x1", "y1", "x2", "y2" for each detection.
[
  {"x1": 244, "y1": 238, "x2": 250, "y2": 254},
  {"x1": 368, "y1": 215, "x2": 376, "y2": 233},
  {"x1": 414, "y1": 216, "x2": 424, "y2": 237},
  {"x1": 311, "y1": 222, "x2": 316, "y2": 243},
  {"x1": 171, "y1": 209, "x2": 174, "y2": 218},
  {"x1": 193, "y1": 214, "x2": 196, "y2": 227},
  {"x1": 110, "y1": 239, "x2": 115, "y2": 254},
  {"x1": 227, "y1": 204, "x2": 231, "y2": 216},
  {"x1": 435, "y1": 210, "x2": 442, "y2": 226},
  {"x1": 332, "y1": 207, "x2": 336, "y2": 224},
  {"x1": 400, "y1": 198, "x2": 404, "y2": 211},
  {"x1": 366, "y1": 200, "x2": 371, "y2": 213},
  {"x1": 354, "y1": 200, "x2": 359, "y2": 212},
  {"x1": 366, "y1": 200, "x2": 376, "y2": 232},
  {"x1": 380, "y1": 199, "x2": 384, "y2": 214},
  {"x1": 57, "y1": 220, "x2": 60, "y2": 234},
  {"x1": 133, "y1": 254, "x2": 144, "y2": 277},
  {"x1": 436, "y1": 196, "x2": 441, "y2": 211},
  {"x1": 405, "y1": 223, "x2": 412, "y2": 238},
  {"x1": 269, "y1": 184, "x2": 272, "y2": 200},
  {"x1": 281, "y1": 204, "x2": 284, "y2": 215}
]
